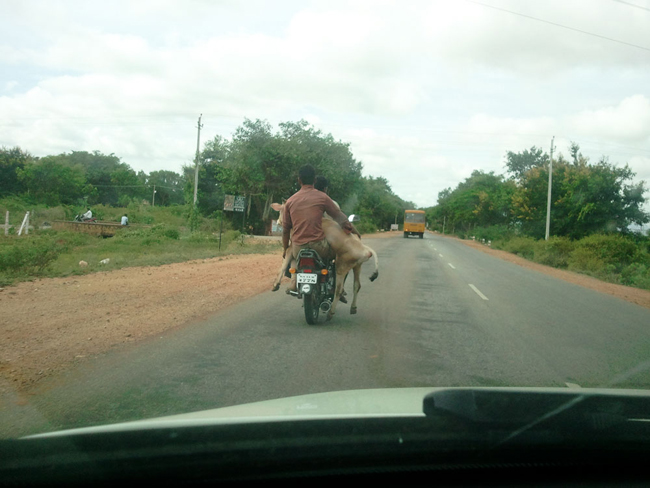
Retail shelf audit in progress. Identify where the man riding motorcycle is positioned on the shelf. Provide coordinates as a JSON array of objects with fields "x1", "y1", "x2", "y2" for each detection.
[{"x1": 282, "y1": 165, "x2": 354, "y2": 293}]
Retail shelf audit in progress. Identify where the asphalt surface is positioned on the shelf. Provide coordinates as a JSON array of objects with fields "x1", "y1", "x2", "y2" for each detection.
[{"x1": 3, "y1": 232, "x2": 650, "y2": 437}]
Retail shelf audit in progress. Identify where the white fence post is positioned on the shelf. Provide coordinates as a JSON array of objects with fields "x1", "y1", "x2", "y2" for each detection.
[
  {"x1": 4, "y1": 211, "x2": 8, "y2": 236},
  {"x1": 18, "y1": 212, "x2": 29, "y2": 236}
]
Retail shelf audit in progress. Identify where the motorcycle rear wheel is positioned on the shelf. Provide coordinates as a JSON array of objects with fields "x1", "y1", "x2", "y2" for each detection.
[{"x1": 304, "y1": 290, "x2": 320, "y2": 325}]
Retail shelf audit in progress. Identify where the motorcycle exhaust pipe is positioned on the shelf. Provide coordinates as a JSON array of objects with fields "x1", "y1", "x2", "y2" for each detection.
[{"x1": 320, "y1": 300, "x2": 332, "y2": 313}]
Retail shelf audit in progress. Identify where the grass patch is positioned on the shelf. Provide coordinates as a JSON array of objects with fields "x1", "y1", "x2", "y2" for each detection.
[
  {"x1": 0, "y1": 227, "x2": 278, "y2": 286},
  {"x1": 0, "y1": 200, "x2": 272, "y2": 286}
]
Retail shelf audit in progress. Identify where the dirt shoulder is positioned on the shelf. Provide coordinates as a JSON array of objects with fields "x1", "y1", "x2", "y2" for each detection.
[
  {"x1": 430, "y1": 231, "x2": 650, "y2": 310},
  {"x1": 1, "y1": 232, "x2": 389, "y2": 393},
  {"x1": 0, "y1": 251, "x2": 285, "y2": 391},
  {"x1": 363, "y1": 230, "x2": 403, "y2": 239}
]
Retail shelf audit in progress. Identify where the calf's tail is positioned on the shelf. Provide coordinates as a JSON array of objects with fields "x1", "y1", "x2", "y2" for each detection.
[{"x1": 368, "y1": 247, "x2": 379, "y2": 282}]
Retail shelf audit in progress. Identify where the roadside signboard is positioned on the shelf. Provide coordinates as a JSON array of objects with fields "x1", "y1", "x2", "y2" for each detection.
[
  {"x1": 221, "y1": 195, "x2": 248, "y2": 249},
  {"x1": 234, "y1": 195, "x2": 246, "y2": 212},
  {"x1": 223, "y1": 195, "x2": 235, "y2": 212}
]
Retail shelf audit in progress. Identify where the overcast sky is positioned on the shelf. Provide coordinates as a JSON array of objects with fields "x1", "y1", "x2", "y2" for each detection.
[{"x1": 1, "y1": 0, "x2": 649, "y2": 209}]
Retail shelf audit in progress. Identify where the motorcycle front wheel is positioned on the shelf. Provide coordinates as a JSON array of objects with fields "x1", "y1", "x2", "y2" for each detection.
[{"x1": 303, "y1": 290, "x2": 320, "y2": 325}]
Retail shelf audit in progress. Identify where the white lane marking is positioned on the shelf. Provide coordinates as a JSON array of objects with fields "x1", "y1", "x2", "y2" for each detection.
[
  {"x1": 434, "y1": 248, "x2": 438, "y2": 251},
  {"x1": 469, "y1": 284, "x2": 488, "y2": 300},
  {"x1": 565, "y1": 382, "x2": 581, "y2": 389},
  {"x1": 448, "y1": 263, "x2": 456, "y2": 269},
  {"x1": 439, "y1": 254, "x2": 443, "y2": 257}
]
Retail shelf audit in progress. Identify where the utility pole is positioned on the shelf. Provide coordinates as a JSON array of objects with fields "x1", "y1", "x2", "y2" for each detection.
[
  {"x1": 152, "y1": 185, "x2": 156, "y2": 207},
  {"x1": 193, "y1": 114, "x2": 203, "y2": 207},
  {"x1": 545, "y1": 136, "x2": 555, "y2": 241}
]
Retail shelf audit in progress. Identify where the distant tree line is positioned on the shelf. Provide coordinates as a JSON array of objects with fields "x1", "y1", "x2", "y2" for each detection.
[
  {"x1": 186, "y1": 118, "x2": 415, "y2": 233},
  {"x1": 0, "y1": 147, "x2": 184, "y2": 208},
  {"x1": 1, "y1": 119, "x2": 416, "y2": 233},
  {"x1": 426, "y1": 143, "x2": 649, "y2": 239}
]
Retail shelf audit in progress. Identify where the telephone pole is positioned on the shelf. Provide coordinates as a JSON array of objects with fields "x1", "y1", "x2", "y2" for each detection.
[
  {"x1": 152, "y1": 185, "x2": 156, "y2": 207},
  {"x1": 193, "y1": 114, "x2": 203, "y2": 206},
  {"x1": 545, "y1": 136, "x2": 555, "y2": 241}
]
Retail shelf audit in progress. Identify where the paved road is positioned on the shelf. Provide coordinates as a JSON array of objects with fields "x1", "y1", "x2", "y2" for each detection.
[{"x1": 3, "y1": 233, "x2": 650, "y2": 436}]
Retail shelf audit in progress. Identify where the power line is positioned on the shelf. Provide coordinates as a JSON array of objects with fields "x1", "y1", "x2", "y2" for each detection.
[
  {"x1": 464, "y1": 0, "x2": 650, "y2": 53},
  {"x1": 612, "y1": 0, "x2": 650, "y2": 13},
  {"x1": 93, "y1": 184, "x2": 178, "y2": 190}
]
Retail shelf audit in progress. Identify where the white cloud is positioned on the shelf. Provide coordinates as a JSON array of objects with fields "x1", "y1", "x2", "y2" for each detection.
[
  {"x1": 570, "y1": 95, "x2": 650, "y2": 143},
  {"x1": 1, "y1": 1, "x2": 649, "y2": 208}
]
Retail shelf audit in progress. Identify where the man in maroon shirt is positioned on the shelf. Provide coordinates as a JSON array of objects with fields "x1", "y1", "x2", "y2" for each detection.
[{"x1": 282, "y1": 165, "x2": 353, "y2": 291}]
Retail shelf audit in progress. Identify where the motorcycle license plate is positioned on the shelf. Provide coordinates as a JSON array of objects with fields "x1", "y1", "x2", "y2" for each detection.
[{"x1": 297, "y1": 273, "x2": 318, "y2": 284}]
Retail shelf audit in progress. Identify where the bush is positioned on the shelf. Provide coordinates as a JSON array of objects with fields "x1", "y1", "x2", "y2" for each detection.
[
  {"x1": 356, "y1": 221, "x2": 378, "y2": 235},
  {"x1": 162, "y1": 228, "x2": 180, "y2": 240},
  {"x1": 493, "y1": 236, "x2": 537, "y2": 260},
  {"x1": 151, "y1": 224, "x2": 180, "y2": 240},
  {"x1": 223, "y1": 230, "x2": 241, "y2": 245},
  {"x1": 620, "y1": 263, "x2": 650, "y2": 290},
  {"x1": 533, "y1": 237, "x2": 575, "y2": 268},
  {"x1": 188, "y1": 206, "x2": 201, "y2": 232},
  {"x1": 566, "y1": 246, "x2": 608, "y2": 274},
  {"x1": 0, "y1": 236, "x2": 63, "y2": 275},
  {"x1": 568, "y1": 234, "x2": 641, "y2": 273}
]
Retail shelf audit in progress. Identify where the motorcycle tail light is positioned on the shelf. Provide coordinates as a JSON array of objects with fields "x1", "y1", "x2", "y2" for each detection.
[
  {"x1": 303, "y1": 269, "x2": 312, "y2": 273},
  {"x1": 299, "y1": 257, "x2": 316, "y2": 268}
]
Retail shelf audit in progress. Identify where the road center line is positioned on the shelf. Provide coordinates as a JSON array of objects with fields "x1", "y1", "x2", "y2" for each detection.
[
  {"x1": 565, "y1": 382, "x2": 581, "y2": 388},
  {"x1": 469, "y1": 284, "x2": 489, "y2": 300},
  {"x1": 448, "y1": 263, "x2": 456, "y2": 269},
  {"x1": 439, "y1": 253, "x2": 443, "y2": 258}
]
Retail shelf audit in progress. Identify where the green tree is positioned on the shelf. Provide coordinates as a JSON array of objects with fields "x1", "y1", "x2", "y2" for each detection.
[
  {"x1": 426, "y1": 171, "x2": 515, "y2": 233},
  {"x1": 226, "y1": 119, "x2": 288, "y2": 227},
  {"x1": 60, "y1": 151, "x2": 145, "y2": 205},
  {"x1": 511, "y1": 147, "x2": 648, "y2": 239},
  {"x1": 194, "y1": 119, "x2": 366, "y2": 234},
  {"x1": 16, "y1": 157, "x2": 91, "y2": 205},
  {"x1": 0, "y1": 146, "x2": 32, "y2": 196},
  {"x1": 148, "y1": 170, "x2": 184, "y2": 206},
  {"x1": 356, "y1": 176, "x2": 415, "y2": 231},
  {"x1": 505, "y1": 146, "x2": 549, "y2": 181},
  {"x1": 277, "y1": 120, "x2": 363, "y2": 212}
]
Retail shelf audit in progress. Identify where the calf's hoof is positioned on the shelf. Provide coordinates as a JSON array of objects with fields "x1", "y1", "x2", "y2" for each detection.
[
  {"x1": 339, "y1": 294, "x2": 347, "y2": 304},
  {"x1": 350, "y1": 306, "x2": 357, "y2": 315},
  {"x1": 271, "y1": 283, "x2": 280, "y2": 292},
  {"x1": 326, "y1": 312, "x2": 334, "y2": 321}
]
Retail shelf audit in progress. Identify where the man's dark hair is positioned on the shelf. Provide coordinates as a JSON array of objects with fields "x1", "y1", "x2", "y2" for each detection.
[
  {"x1": 298, "y1": 165, "x2": 316, "y2": 185},
  {"x1": 314, "y1": 175, "x2": 329, "y2": 192}
]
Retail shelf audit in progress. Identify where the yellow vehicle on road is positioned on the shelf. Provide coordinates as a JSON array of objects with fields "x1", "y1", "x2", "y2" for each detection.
[{"x1": 403, "y1": 210, "x2": 425, "y2": 239}]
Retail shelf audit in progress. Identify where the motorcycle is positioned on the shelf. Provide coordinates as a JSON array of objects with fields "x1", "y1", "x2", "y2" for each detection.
[
  {"x1": 74, "y1": 214, "x2": 97, "y2": 223},
  {"x1": 289, "y1": 248, "x2": 337, "y2": 325}
]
